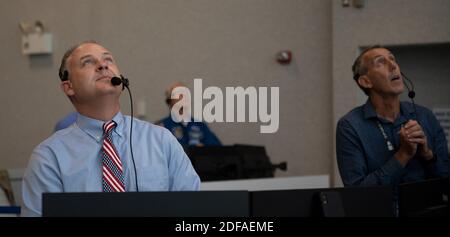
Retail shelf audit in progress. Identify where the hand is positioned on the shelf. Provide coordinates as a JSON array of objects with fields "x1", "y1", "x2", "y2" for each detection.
[
  {"x1": 403, "y1": 120, "x2": 434, "y2": 161},
  {"x1": 395, "y1": 124, "x2": 417, "y2": 166}
]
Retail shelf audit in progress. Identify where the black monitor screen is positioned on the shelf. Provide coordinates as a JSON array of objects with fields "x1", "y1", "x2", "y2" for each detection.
[
  {"x1": 43, "y1": 191, "x2": 249, "y2": 217},
  {"x1": 185, "y1": 145, "x2": 275, "y2": 181}
]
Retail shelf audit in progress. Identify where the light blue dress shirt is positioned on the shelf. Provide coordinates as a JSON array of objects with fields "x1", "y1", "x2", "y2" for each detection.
[{"x1": 22, "y1": 112, "x2": 200, "y2": 217}]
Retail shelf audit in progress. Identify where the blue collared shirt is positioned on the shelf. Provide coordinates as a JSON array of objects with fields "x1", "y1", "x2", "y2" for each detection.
[
  {"x1": 336, "y1": 100, "x2": 450, "y2": 187},
  {"x1": 22, "y1": 112, "x2": 200, "y2": 217}
]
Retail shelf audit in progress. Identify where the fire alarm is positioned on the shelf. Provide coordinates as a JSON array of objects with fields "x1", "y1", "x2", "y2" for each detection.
[{"x1": 276, "y1": 50, "x2": 292, "y2": 65}]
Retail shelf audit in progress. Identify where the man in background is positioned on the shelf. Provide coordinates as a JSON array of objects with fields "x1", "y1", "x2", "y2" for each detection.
[{"x1": 156, "y1": 82, "x2": 222, "y2": 147}]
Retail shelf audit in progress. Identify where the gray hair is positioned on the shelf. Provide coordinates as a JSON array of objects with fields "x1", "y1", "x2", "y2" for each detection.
[{"x1": 351, "y1": 45, "x2": 383, "y2": 95}]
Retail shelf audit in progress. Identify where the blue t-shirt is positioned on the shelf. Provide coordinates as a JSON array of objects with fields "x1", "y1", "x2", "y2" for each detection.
[{"x1": 157, "y1": 116, "x2": 222, "y2": 147}]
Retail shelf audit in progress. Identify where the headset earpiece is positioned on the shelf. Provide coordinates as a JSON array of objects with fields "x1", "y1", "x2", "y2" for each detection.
[{"x1": 59, "y1": 70, "x2": 69, "y2": 81}]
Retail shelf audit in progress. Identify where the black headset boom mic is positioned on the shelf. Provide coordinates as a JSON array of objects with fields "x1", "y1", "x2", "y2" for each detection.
[
  {"x1": 111, "y1": 77, "x2": 122, "y2": 86},
  {"x1": 111, "y1": 75, "x2": 130, "y2": 91},
  {"x1": 110, "y1": 75, "x2": 139, "y2": 192},
  {"x1": 408, "y1": 90, "x2": 416, "y2": 99},
  {"x1": 401, "y1": 72, "x2": 418, "y2": 119},
  {"x1": 401, "y1": 72, "x2": 416, "y2": 99}
]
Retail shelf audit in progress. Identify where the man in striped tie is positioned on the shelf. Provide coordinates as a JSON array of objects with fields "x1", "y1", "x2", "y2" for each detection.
[{"x1": 22, "y1": 41, "x2": 200, "y2": 216}]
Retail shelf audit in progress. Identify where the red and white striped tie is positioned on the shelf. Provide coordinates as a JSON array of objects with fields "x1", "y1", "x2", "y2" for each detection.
[{"x1": 101, "y1": 121, "x2": 125, "y2": 192}]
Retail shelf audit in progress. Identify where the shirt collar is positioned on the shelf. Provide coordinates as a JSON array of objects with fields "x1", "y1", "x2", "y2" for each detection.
[
  {"x1": 399, "y1": 101, "x2": 415, "y2": 117},
  {"x1": 363, "y1": 99, "x2": 378, "y2": 119},
  {"x1": 363, "y1": 99, "x2": 416, "y2": 122},
  {"x1": 76, "y1": 111, "x2": 125, "y2": 142}
]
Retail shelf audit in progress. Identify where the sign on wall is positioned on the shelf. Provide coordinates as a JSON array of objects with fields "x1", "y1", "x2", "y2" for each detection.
[{"x1": 433, "y1": 108, "x2": 450, "y2": 150}]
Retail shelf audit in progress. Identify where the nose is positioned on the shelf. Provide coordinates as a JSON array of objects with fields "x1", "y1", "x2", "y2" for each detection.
[{"x1": 97, "y1": 61, "x2": 109, "y2": 71}]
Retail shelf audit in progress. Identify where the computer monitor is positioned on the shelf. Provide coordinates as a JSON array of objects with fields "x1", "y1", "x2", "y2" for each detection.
[
  {"x1": 251, "y1": 189, "x2": 323, "y2": 217},
  {"x1": 234, "y1": 145, "x2": 279, "y2": 179},
  {"x1": 251, "y1": 186, "x2": 394, "y2": 217},
  {"x1": 186, "y1": 146, "x2": 242, "y2": 181},
  {"x1": 398, "y1": 177, "x2": 450, "y2": 217},
  {"x1": 42, "y1": 191, "x2": 249, "y2": 217},
  {"x1": 185, "y1": 144, "x2": 286, "y2": 181},
  {"x1": 320, "y1": 186, "x2": 394, "y2": 217}
]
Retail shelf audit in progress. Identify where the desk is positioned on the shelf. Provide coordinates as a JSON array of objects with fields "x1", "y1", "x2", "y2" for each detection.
[
  {"x1": 10, "y1": 167, "x2": 329, "y2": 207},
  {"x1": 200, "y1": 175, "x2": 329, "y2": 191}
]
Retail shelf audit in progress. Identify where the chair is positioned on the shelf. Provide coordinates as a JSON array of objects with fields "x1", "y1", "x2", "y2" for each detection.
[
  {"x1": 0, "y1": 170, "x2": 20, "y2": 216},
  {"x1": 0, "y1": 170, "x2": 15, "y2": 206}
]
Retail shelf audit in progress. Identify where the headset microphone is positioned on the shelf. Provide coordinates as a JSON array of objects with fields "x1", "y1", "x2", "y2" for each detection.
[
  {"x1": 408, "y1": 90, "x2": 416, "y2": 100},
  {"x1": 401, "y1": 72, "x2": 418, "y2": 119},
  {"x1": 401, "y1": 72, "x2": 416, "y2": 99},
  {"x1": 111, "y1": 77, "x2": 122, "y2": 86},
  {"x1": 111, "y1": 75, "x2": 139, "y2": 192},
  {"x1": 111, "y1": 75, "x2": 130, "y2": 91}
]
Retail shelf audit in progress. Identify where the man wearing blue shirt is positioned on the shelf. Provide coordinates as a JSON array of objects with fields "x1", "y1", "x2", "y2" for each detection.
[
  {"x1": 336, "y1": 46, "x2": 449, "y2": 187},
  {"x1": 22, "y1": 41, "x2": 200, "y2": 217},
  {"x1": 156, "y1": 82, "x2": 222, "y2": 147}
]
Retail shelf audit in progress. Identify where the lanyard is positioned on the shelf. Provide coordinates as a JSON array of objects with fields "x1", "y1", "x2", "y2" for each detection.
[{"x1": 376, "y1": 121, "x2": 394, "y2": 151}]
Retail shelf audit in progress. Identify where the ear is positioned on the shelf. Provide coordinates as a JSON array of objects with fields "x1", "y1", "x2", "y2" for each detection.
[
  {"x1": 357, "y1": 75, "x2": 373, "y2": 90},
  {"x1": 60, "y1": 80, "x2": 75, "y2": 97}
]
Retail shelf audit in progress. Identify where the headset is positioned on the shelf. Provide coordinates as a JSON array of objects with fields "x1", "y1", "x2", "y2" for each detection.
[
  {"x1": 59, "y1": 70, "x2": 69, "y2": 82},
  {"x1": 111, "y1": 75, "x2": 138, "y2": 192},
  {"x1": 59, "y1": 70, "x2": 129, "y2": 91},
  {"x1": 401, "y1": 72, "x2": 418, "y2": 119}
]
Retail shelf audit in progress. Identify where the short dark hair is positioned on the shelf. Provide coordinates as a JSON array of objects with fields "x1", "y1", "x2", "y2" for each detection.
[
  {"x1": 58, "y1": 40, "x2": 99, "y2": 81},
  {"x1": 352, "y1": 45, "x2": 384, "y2": 95}
]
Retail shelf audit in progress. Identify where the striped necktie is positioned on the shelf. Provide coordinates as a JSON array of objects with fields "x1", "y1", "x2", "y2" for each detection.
[{"x1": 101, "y1": 120, "x2": 125, "y2": 192}]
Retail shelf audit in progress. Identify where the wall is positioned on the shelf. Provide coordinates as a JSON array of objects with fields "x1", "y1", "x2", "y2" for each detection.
[
  {"x1": 391, "y1": 43, "x2": 450, "y2": 110},
  {"x1": 332, "y1": 0, "x2": 450, "y2": 186},
  {"x1": 0, "y1": 0, "x2": 332, "y2": 178}
]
